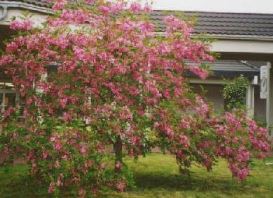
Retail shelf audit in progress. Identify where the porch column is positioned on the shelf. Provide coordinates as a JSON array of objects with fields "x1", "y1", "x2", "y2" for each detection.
[
  {"x1": 246, "y1": 84, "x2": 255, "y2": 118},
  {"x1": 267, "y1": 62, "x2": 273, "y2": 136}
]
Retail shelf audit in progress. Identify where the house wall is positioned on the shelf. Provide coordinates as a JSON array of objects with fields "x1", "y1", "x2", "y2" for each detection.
[
  {"x1": 254, "y1": 85, "x2": 267, "y2": 123},
  {"x1": 0, "y1": 8, "x2": 49, "y2": 26},
  {"x1": 191, "y1": 84, "x2": 225, "y2": 114},
  {"x1": 191, "y1": 83, "x2": 267, "y2": 123}
]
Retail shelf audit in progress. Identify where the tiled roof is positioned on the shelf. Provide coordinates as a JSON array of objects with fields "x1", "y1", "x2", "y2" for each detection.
[
  {"x1": 210, "y1": 60, "x2": 261, "y2": 77},
  {"x1": 2, "y1": 0, "x2": 51, "y2": 8},
  {"x1": 186, "y1": 60, "x2": 263, "y2": 78},
  {"x1": 1, "y1": 0, "x2": 273, "y2": 38},
  {"x1": 151, "y1": 11, "x2": 273, "y2": 37},
  {"x1": 210, "y1": 60, "x2": 262, "y2": 72},
  {"x1": 190, "y1": 60, "x2": 263, "y2": 78}
]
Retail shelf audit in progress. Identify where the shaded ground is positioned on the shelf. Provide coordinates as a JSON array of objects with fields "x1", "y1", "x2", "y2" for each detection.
[{"x1": 0, "y1": 154, "x2": 273, "y2": 197}]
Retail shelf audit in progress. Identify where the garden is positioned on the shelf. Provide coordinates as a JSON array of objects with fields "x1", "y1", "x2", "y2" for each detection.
[
  {"x1": 0, "y1": 0, "x2": 272, "y2": 197},
  {"x1": 1, "y1": 154, "x2": 273, "y2": 197}
]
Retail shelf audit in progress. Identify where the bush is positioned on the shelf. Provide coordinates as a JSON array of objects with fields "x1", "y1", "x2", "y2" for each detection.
[
  {"x1": 223, "y1": 75, "x2": 249, "y2": 110},
  {"x1": 0, "y1": 0, "x2": 270, "y2": 196}
]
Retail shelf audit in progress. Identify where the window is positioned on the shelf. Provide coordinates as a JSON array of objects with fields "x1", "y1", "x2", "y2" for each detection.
[{"x1": 0, "y1": 82, "x2": 19, "y2": 113}]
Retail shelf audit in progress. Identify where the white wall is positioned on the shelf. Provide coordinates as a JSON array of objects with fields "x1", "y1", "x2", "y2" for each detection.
[{"x1": 191, "y1": 84, "x2": 225, "y2": 114}]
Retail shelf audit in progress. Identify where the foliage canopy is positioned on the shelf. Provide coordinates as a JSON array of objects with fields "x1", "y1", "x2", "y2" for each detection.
[{"x1": 0, "y1": 0, "x2": 270, "y2": 196}]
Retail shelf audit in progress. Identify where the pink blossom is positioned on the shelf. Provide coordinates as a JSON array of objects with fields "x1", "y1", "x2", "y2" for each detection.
[
  {"x1": 225, "y1": 112, "x2": 241, "y2": 130},
  {"x1": 198, "y1": 140, "x2": 212, "y2": 149},
  {"x1": 50, "y1": 136, "x2": 57, "y2": 142},
  {"x1": 62, "y1": 154, "x2": 68, "y2": 160},
  {"x1": 10, "y1": 20, "x2": 32, "y2": 31},
  {"x1": 52, "y1": 0, "x2": 67, "y2": 10},
  {"x1": 215, "y1": 125, "x2": 226, "y2": 135},
  {"x1": 80, "y1": 144, "x2": 88, "y2": 155},
  {"x1": 115, "y1": 161, "x2": 122, "y2": 171},
  {"x1": 3, "y1": 107, "x2": 15, "y2": 118},
  {"x1": 59, "y1": 98, "x2": 68, "y2": 109},
  {"x1": 162, "y1": 89, "x2": 170, "y2": 99},
  {"x1": 195, "y1": 96, "x2": 209, "y2": 117},
  {"x1": 78, "y1": 188, "x2": 86, "y2": 198},
  {"x1": 129, "y1": 2, "x2": 142, "y2": 13},
  {"x1": 236, "y1": 147, "x2": 250, "y2": 162},
  {"x1": 85, "y1": 0, "x2": 95, "y2": 4},
  {"x1": 145, "y1": 81, "x2": 162, "y2": 98},
  {"x1": 224, "y1": 147, "x2": 233, "y2": 156},
  {"x1": 119, "y1": 106, "x2": 133, "y2": 121},
  {"x1": 180, "y1": 118, "x2": 191, "y2": 129},
  {"x1": 42, "y1": 150, "x2": 49, "y2": 159},
  {"x1": 48, "y1": 182, "x2": 55, "y2": 193},
  {"x1": 158, "y1": 43, "x2": 171, "y2": 54},
  {"x1": 237, "y1": 168, "x2": 249, "y2": 180},
  {"x1": 62, "y1": 112, "x2": 72, "y2": 122},
  {"x1": 73, "y1": 46, "x2": 88, "y2": 63},
  {"x1": 179, "y1": 135, "x2": 190, "y2": 148},
  {"x1": 139, "y1": 22, "x2": 154, "y2": 34},
  {"x1": 109, "y1": 2, "x2": 124, "y2": 13},
  {"x1": 128, "y1": 86, "x2": 140, "y2": 96},
  {"x1": 61, "y1": 10, "x2": 89, "y2": 24},
  {"x1": 54, "y1": 141, "x2": 62, "y2": 151},
  {"x1": 6, "y1": 42, "x2": 18, "y2": 53},
  {"x1": 203, "y1": 156, "x2": 213, "y2": 170},
  {"x1": 162, "y1": 124, "x2": 174, "y2": 138},
  {"x1": 0, "y1": 55, "x2": 13, "y2": 66},
  {"x1": 52, "y1": 36, "x2": 69, "y2": 50},
  {"x1": 131, "y1": 136, "x2": 140, "y2": 145},
  {"x1": 176, "y1": 150, "x2": 185, "y2": 159},
  {"x1": 54, "y1": 160, "x2": 61, "y2": 168},
  {"x1": 56, "y1": 174, "x2": 64, "y2": 187},
  {"x1": 164, "y1": 15, "x2": 192, "y2": 36},
  {"x1": 189, "y1": 66, "x2": 209, "y2": 80},
  {"x1": 99, "y1": 6, "x2": 111, "y2": 15},
  {"x1": 116, "y1": 180, "x2": 127, "y2": 192}
]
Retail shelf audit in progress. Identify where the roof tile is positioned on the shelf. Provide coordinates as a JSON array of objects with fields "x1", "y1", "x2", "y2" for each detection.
[
  {"x1": 151, "y1": 11, "x2": 273, "y2": 36},
  {"x1": 1, "y1": 0, "x2": 273, "y2": 37}
]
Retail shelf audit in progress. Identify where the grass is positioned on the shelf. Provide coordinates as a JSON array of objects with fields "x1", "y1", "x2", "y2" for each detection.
[{"x1": 1, "y1": 153, "x2": 273, "y2": 197}]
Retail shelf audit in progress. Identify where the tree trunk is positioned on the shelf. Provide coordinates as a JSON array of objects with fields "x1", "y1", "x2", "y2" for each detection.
[{"x1": 113, "y1": 136, "x2": 123, "y2": 163}]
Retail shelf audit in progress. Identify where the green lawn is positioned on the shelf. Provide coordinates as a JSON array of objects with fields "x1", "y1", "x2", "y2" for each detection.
[{"x1": 1, "y1": 154, "x2": 273, "y2": 197}]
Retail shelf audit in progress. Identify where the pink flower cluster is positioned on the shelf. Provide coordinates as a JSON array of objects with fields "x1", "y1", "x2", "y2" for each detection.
[
  {"x1": 215, "y1": 111, "x2": 271, "y2": 180},
  {"x1": 189, "y1": 66, "x2": 209, "y2": 80},
  {"x1": 61, "y1": 10, "x2": 90, "y2": 24},
  {"x1": 99, "y1": 2, "x2": 124, "y2": 15},
  {"x1": 10, "y1": 20, "x2": 32, "y2": 31},
  {"x1": 129, "y1": 2, "x2": 142, "y2": 13},
  {"x1": 229, "y1": 164, "x2": 249, "y2": 180},
  {"x1": 195, "y1": 96, "x2": 209, "y2": 117},
  {"x1": 224, "y1": 112, "x2": 241, "y2": 131},
  {"x1": 154, "y1": 122, "x2": 174, "y2": 139},
  {"x1": 248, "y1": 119, "x2": 270, "y2": 154},
  {"x1": 180, "y1": 118, "x2": 191, "y2": 129},
  {"x1": 50, "y1": 135, "x2": 62, "y2": 151},
  {"x1": 119, "y1": 106, "x2": 133, "y2": 121},
  {"x1": 52, "y1": 0, "x2": 67, "y2": 10},
  {"x1": 164, "y1": 15, "x2": 193, "y2": 37},
  {"x1": 179, "y1": 135, "x2": 190, "y2": 148}
]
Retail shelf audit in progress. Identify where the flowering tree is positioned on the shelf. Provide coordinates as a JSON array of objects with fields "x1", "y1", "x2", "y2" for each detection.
[{"x1": 0, "y1": 0, "x2": 270, "y2": 196}]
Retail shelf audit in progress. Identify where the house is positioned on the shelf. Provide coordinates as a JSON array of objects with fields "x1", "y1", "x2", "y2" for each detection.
[{"x1": 0, "y1": 0, "x2": 273, "y2": 133}]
